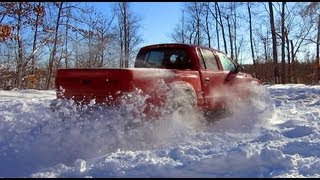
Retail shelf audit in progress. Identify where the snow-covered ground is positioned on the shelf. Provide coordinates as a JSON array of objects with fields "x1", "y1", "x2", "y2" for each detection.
[{"x1": 0, "y1": 84, "x2": 319, "y2": 178}]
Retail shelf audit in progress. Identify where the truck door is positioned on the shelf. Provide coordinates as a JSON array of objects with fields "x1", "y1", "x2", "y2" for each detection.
[
  {"x1": 215, "y1": 51, "x2": 253, "y2": 100},
  {"x1": 197, "y1": 48, "x2": 227, "y2": 110}
]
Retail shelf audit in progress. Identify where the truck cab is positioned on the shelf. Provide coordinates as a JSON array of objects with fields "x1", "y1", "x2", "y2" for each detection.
[{"x1": 132, "y1": 43, "x2": 259, "y2": 111}]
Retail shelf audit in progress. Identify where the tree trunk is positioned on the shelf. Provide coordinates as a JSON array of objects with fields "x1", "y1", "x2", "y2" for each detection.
[
  {"x1": 31, "y1": 2, "x2": 41, "y2": 74},
  {"x1": 88, "y1": 26, "x2": 92, "y2": 68},
  {"x1": 317, "y1": 14, "x2": 320, "y2": 84},
  {"x1": 232, "y1": 3, "x2": 238, "y2": 62},
  {"x1": 182, "y1": 10, "x2": 185, "y2": 44},
  {"x1": 115, "y1": 2, "x2": 142, "y2": 68},
  {"x1": 46, "y1": 2, "x2": 63, "y2": 90},
  {"x1": 123, "y1": 2, "x2": 129, "y2": 68},
  {"x1": 291, "y1": 40, "x2": 297, "y2": 83},
  {"x1": 281, "y1": 2, "x2": 286, "y2": 84},
  {"x1": 195, "y1": 3, "x2": 201, "y2": 45},
  {"x1": 227, "y1": 16, "x2": 234, "y2": 60},
  {"x1": 119, "y1": 24, "x2": 123, "y2": 68},
  {"x1": 15, "y1": 2, "x2": 24, "y2": 89},
  {"x1": 247, "y1": 2, "x2": 257, "y2": 78},
  {"x1": 214, "y1": 3, "x2": 220, "y2": 50},
  {"x1": 216, "y1": 2, "x2": 228, "y2": 54},
  {"x1": 269, "y1": 2, "x2": 280, "y2": 84},
  {"x1": 205, "y1": 3, "x2": 211, "y2": 48},
  {"x1": 286, "y1": 31, "x2": 291, "y2": 83},
  {"x1": 64, "y1": 7, "x2": 70, "y2": 68}
]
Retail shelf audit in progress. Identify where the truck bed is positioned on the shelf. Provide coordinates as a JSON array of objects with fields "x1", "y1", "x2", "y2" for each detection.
[
  {"x1": 55, "y1": 68, "x2": 135, "y2": 104},
  {"x1": 55, "y1": 68, "x2": 203, "y2": 106}
]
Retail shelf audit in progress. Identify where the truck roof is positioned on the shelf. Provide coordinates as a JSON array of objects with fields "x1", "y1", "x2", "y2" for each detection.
[{"x1": 141, "y1": 43, "x2": 224, "y2": 54}]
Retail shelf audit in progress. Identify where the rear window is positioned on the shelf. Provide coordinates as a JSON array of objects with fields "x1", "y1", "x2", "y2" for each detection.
[{"x1": 135, "y1": 48, "x2": 191, "y2": 69}]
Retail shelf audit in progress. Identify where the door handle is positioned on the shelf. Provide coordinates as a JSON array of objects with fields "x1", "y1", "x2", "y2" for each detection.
[{"x1": 205, "y1": 77, "x2": 210, "y2": 81}]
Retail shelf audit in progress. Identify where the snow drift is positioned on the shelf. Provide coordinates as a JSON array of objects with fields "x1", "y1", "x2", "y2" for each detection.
[{"x1": 0, "y1": 84, "x2": 319, "y2": 177}]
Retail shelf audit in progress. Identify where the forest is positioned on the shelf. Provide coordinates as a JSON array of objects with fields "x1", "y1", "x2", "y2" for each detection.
[{"x1": 0, "y1": 2, "x2": 319, "y2": 90}]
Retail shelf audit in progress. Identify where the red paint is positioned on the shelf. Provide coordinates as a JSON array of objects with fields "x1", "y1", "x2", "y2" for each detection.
[{"x1": 55, "y1": 43, "x2": 260, "y2": 116}]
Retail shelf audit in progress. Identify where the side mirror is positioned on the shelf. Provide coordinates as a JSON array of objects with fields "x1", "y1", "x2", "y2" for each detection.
[
  {"x1": 231, "y1": 65, "x2": 244, "y2": 74},
  {"x1": 238, "y1": 65, "x2": 245, "y2": 72}
]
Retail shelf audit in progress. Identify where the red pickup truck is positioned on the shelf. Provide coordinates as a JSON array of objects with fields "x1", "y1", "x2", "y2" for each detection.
[{"x1": 54, "y1": 43, "x2": 260, "y2": 118}]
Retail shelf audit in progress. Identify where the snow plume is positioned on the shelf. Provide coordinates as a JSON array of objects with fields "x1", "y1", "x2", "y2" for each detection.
[
  {"x1": 0, "y1": 80, "x2": 207, "y2": 177},
  {"x1": 206, "y1": 82, "x2": 274, "y2": 134},
  {"x1": 113, "y1": 79, "x2": 207, "y2": 146}
]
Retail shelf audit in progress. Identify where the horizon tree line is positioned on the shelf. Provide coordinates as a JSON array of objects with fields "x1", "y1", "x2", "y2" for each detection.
[{"x1": 0, "y1": 2, "x2": 319, "y2": 90}]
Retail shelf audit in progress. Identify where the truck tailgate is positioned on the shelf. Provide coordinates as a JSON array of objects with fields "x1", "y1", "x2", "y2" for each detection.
[{"x1": 55, "y1": 68, "x2": 134, "y2": 104}]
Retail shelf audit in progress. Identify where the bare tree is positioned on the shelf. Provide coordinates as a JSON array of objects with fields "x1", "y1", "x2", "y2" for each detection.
[
  {"x1": 184, "y1": 2, "x2": 205, "y2": 45},
  {"x1": 0, "y1": 2, "x2": 50, "y2": 89},
  {"x1": 290, "y1": 40, "x2": 297, "y2": 83},
  {"x1": 280, "y1": 2, "x2": 286, "y2": 84},
  {"x1": 247, "y1": 2, "x2": 258, "y2": 78},
  {"x1": 34, "y1": 3, "x2": 45, "y2": 71},
  {"x1": 206, "y1": 2, "x2": 221, "y2": 50},
  {"x1": 227, "y1": 2, "x2": 241, "y2": 62},
  {"x1": 301, "y1": 2, "x2": 320, "y2": 84},
  {"x1": 291, "y1": 19, "x2": 314, "y2": 84},
  {"x1": 278, "y1": 2, "x2": 316, "y2": 84},
  {"x1": 46, "y1": 2, "x2": 63, "y2": 90},
  {"x1": 216, "y1": 2, "x2": 228, "y2": 54},
  {"x1": 170, "y1": 10, "x2": 186, "y2": 43},
  {"x1": 269, "y1": 2, "x2": 280, "y2": 84},
  {"x1": 203, "y1": 2, "x2": 212, "y2": 48},
  {"x1": 81, "y1": 10, "x2": 116, "y2": 68},
  {"x1": 114, "y1": 2, "x2": 143, "y2": 68},
  {"x1": 285, "y1": 28, "x2": 291, "y2": 83},
  {"x1": 16, "y1": 3, "x2": 26, "y2": 88},
  {"x1": 94, "y1": 13, "x2": 116, "y2": 67},
  {"x1": 0, "y1": 2, "x2": 43, "y2": 88},
  {"x1": 226, "y1": 15, "x2": 234, "y2": 60},
  {"x1": 171, "y1": 6, "x2": 197, "y2": 45},
  {"x1": 214, "y1": 3, "x2": 220, "y2": 50},
  {"x1": 232, "y1": 3, "x2": 238, "y2": 62},
  {"x1": 318, "y1": 14, "x2": 320, "y2": 84}
]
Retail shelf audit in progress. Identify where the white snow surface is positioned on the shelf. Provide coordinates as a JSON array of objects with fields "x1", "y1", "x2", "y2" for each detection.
[{"x1": 0, "y1": 84, "x2": 319, "y2": 177}]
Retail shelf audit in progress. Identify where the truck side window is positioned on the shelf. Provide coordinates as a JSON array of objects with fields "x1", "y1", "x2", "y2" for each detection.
[
  {"x1": 165, "y1": 50, "x2": 190, "y2": 69},
  {"x1": 216, "y1": 52, "x2": 236, "y2": 72},
  {"x1": 200, "y1": 48, "x2": 219, "y2": 71}
]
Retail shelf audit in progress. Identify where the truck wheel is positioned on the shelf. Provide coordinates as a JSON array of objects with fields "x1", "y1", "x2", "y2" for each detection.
[
  {"x1": 203, "y1": 108, "x2": 230, "y2": 123},
  {"x1": 168, "y1": 87, "x2": 196, "y2": 116}
]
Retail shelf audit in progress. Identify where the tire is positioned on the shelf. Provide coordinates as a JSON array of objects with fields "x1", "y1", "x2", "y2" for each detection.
[
  {"x1": 167, "y1": 85, "x2": 196, "y2": 116},
  {"x1": 203, "y1": 108, "x2": 230, "y2": 123}
]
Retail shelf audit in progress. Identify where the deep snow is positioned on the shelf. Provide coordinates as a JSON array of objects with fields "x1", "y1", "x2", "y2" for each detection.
[{"x1": 0, "y1": 84, "x2": 319, "y2": 177}]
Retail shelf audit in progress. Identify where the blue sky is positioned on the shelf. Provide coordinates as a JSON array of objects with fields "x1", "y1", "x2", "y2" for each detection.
[
  {"x1": 88, "y1": 2, "x2": 315, "y2": 65},
  {"x1": 91, "y1": 2, "x2": 183, "y2": 47}
]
